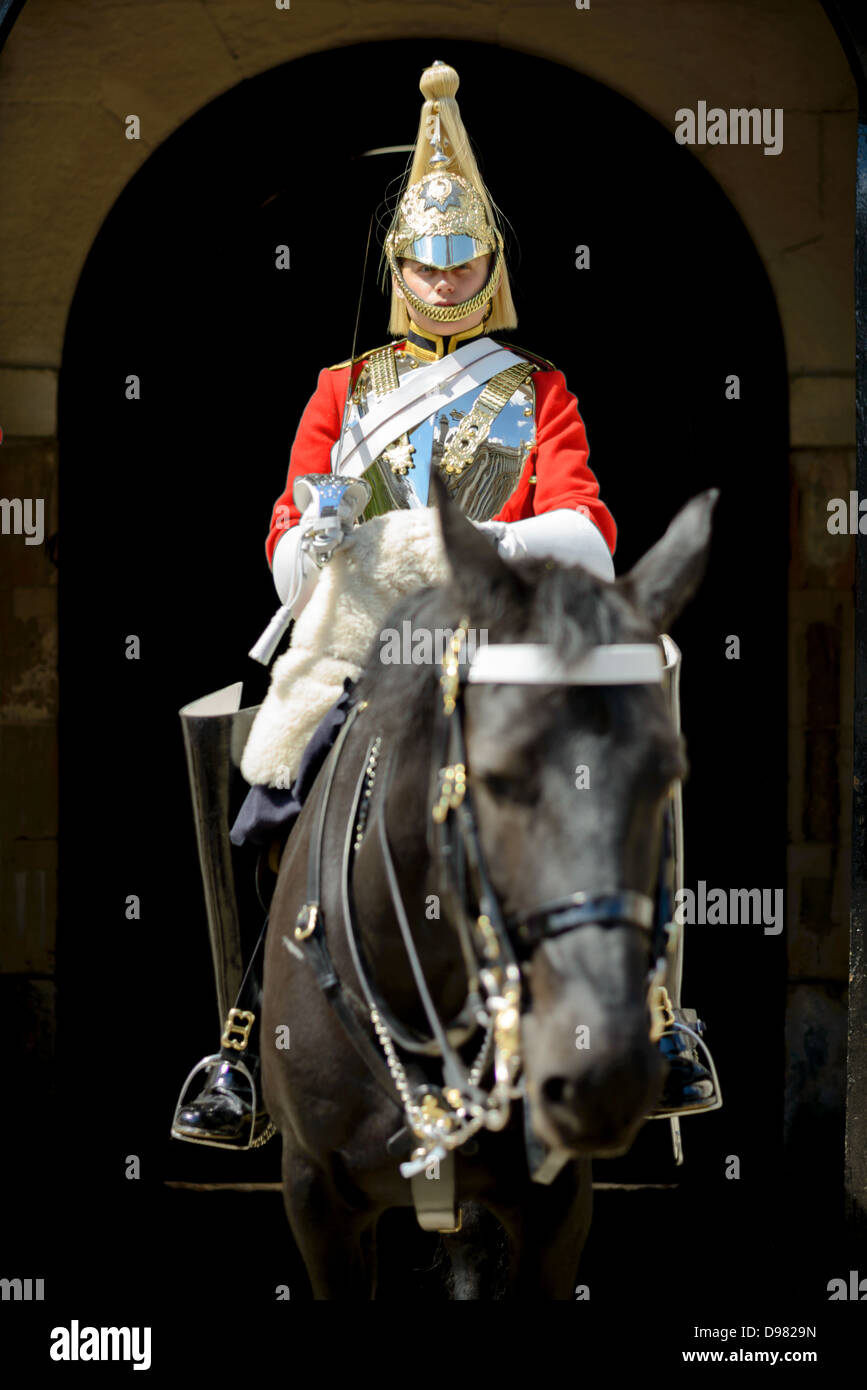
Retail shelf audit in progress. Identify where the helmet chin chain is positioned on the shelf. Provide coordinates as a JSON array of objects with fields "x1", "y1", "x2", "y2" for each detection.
[{"x1": 407, "y1": 301, "x2": 493, "y2": 336}]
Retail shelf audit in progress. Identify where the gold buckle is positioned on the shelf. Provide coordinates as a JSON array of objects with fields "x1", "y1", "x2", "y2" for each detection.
[
  {"x1": 475, "y1": 913, "x2": 500, "y2": 960},
  {"x1": 431, "y1": 763, "x2": 467, "y2": 823},
  {"x1": 294, "y1": 903, "x2": 318, "y2": 941},
  {"x1": 649, "y1": 984, "x2": 676, "y2": 1042},
  {"x1": 440, "y1": 618, "x2": 469, "y2": 716},
  {"x1": 437, "y1": 1209, "x2": 463, "y2": 1235},
  {"x1": 221, "y1": 1008, "x2": 255, "y2": 1051}
]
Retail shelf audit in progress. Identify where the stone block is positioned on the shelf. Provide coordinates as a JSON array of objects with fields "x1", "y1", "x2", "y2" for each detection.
[
  {"x1": 789, "y1": 451, "x2": 855, "y2": 589},
  {"x1": 788, "y1": 589, "x2": 852, "y2": 736},
  {"x1": 791, "y1": 376, "x2": 856, "y2": 448},
  {"x1": 0, "y1": 103, "x2": 148, "y2": 366},
  {"x1": 839, "y1": 594, "x2": 855, "y2": 731},
  {"x1": 1, "y1": 0, "x2": 239, "y2": 128},
  {"x1": 499, "y1": 0, "x2": 856, "y2": 116},
  {"x1": 700, "y1": 111, "x2": 822, "y2": 267},
  {"x1": 786, "y1": 849, "x2": 850, "y2": 980},
  {"x1": 784, "y1": 981, "x2": 847, "y2": 1148},
  {"x1": 0, "y1": 368, "x2": 57, "y2": 437},
  {"x1": 0, "y1": 585, "x2": 58, "y2": 723},
  {"x1": 838, "y1": 731, "x2": 853, "y2": 847},
  {"x1": 772, "y1": 231, "x2": 855, "y2": 376},
  {"x1": 821, "y1": 111, "x2": 859, "y2": 229},
  {"x1": 786, "y1": 842, "x2": 832, "y2": 877},
  {"x1": 0, "y1": 302, "x2": 68, "y2": 372},
  {"x1": 830, "y1": 843, "x2": 851, "y2": 929},
  {"x1": 0, "y1": 838, "x2": 56, "y2": 974},
  {"x1": 0, "y1": 725, "x2": 58, "y2": 842},
  {"x1": 0, "y1": 440, "x2": 58, "y2": 586},
  {"x1": 200, "y1": 0, "x2": 373, "y2": 75},
  {"x1": 803, "y1": 728, "x2": 840, "y2": 842},
  {"x1": 12, "y1": 587, "x2": 55, "y2": 621},
  {"x1": 805, "y1": 619, "x2": 841, "y2": 728},
  {"x1": 800, "y1": 875, "x2": 833, "y2": 930},
  {"x1": 0, "y1": 3, "x2": 95, "y2": 103},
  {"x1": 787, "y1": 726, "x2": 805, "y2": 841}
]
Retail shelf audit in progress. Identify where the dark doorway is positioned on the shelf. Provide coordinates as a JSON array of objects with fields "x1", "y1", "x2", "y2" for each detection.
[{"x1": 51, "y1": 38, "x2": 787, "y2": 1317}]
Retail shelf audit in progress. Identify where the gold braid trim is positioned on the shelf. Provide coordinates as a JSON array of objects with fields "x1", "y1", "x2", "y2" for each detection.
[{"x1": 366, "y1": 347, "x2": 416, "y2": 475}]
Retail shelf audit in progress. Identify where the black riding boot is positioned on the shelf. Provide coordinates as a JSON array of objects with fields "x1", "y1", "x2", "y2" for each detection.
[
  {"x1": 650, "y1": 1005, "x2": 719, "y2": 1118},
  {"x1": 646, "y1": 786, "x2": 721, "y2": 1120},
  {"x1": 171, "y1": 852, "x2": 280, "y2": 1150}
]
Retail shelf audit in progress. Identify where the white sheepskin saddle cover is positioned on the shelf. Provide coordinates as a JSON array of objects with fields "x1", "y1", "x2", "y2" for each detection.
[{"x1": 241, "y1": 508, "x2": 450, "y2": 788}]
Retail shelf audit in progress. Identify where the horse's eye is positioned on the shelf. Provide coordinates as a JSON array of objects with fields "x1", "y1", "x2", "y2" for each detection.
[
  {"x1": 482, "y1": 773, "x2": 511, "y2": 797},
  {"x1": 479, "y1": 771, "x2": 536, "y2": 805},
  {"x1": 644, "y1": 751, "x2": 686, "y2": 796}
]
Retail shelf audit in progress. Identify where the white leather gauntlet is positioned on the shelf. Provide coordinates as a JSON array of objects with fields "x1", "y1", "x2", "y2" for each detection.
[
  {"x1": 270, "y1": 524, "x2": 320, "y2": 619},
  {"x1": 475, "y1": 509, "x2": 614, "y2": 581}
]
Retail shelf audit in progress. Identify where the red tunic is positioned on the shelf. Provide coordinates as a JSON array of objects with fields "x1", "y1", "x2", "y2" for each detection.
[{"x1": 265, "y1": 345, "x2": 617, "y2": 566}]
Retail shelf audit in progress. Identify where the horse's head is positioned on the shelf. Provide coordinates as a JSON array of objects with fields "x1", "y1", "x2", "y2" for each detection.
[{"x1": 429, "y1": 481, "x2": 717, "y2": 1157}]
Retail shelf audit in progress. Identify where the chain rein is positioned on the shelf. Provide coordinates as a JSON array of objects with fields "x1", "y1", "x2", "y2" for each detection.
[{"x1": 358, "y1": 623, "x2": 526, "y2": 1175}]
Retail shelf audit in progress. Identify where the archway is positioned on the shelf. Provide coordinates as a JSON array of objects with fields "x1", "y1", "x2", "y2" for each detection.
[{"x1": 57, "y1": 39, "x2": 788, "y2": 1302}]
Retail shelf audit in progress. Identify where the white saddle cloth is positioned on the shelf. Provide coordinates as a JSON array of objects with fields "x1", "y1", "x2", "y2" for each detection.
[{"x1": 241, "y1": 509, "x2": 450, "y2": 788}]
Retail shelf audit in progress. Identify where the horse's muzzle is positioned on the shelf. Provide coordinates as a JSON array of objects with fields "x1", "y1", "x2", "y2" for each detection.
[{"x1": 522, "y1": 1014, "x2": 664, "y2": 1157}]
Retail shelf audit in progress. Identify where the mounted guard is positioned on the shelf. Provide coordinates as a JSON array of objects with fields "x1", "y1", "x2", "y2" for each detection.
[{"x1": 170, "y1": 59, "x2": 720, "y2": 1167}]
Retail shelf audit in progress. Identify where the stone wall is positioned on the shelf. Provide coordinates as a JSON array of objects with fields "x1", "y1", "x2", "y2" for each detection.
[{"x1": 0, "y1": 0, "x2": 858, "y2": 1169}]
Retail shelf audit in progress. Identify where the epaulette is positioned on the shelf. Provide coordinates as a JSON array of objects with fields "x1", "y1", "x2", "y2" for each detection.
[
  {"x1": 493, "y1": 341, "x2": 556, "y2": 373},
  {"x1": 327, "y1": 341, "x2": 396, "y2": 371}
]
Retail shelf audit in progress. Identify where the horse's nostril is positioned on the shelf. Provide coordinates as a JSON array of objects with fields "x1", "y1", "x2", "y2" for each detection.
[{"x1": 541, "y1": 1076, "x2": 576, "y2": 1109}]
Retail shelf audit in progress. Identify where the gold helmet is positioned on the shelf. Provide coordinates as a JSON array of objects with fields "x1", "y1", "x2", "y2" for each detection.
[{"x1": 384, "y1": 61, "x2": 517, "y2": 335}]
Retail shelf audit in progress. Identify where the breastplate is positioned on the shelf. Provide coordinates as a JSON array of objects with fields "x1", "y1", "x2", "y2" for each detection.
[{"x1": 348, "y1": 344, "x2": 537, "y2": 523}]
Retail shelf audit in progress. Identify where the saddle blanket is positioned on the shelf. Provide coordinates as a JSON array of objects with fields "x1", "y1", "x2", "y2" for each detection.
[{"x1": 241, "y1": 508, "x2": 450, "y2": 788}]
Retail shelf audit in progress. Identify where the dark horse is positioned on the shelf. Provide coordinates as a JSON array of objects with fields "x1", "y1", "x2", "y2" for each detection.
[{"x1": 262, "y1": 483, "x2": 717, "y2": 1299}]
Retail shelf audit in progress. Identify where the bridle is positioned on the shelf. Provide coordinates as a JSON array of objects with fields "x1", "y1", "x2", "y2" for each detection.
[
  {"x1": 431, "y1": 626, "x2": 665, "y2": 960},
  {"x1": 286, "y1": 618, "x2": 680, "y2": 1181}
]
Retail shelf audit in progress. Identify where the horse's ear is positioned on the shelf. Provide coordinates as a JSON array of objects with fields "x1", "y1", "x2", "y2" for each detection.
[
  {"x1": 430, "y1": 473, "x2": 525, "y2": 596},
  {"x1": 617, "y1": 489, "x2": 719, "y2": 631}
]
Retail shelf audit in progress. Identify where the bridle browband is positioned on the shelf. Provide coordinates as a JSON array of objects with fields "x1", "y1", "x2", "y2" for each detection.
[
  {"x1": 286, "y1": 620, "x2": 677, "y2": 1180},
  {"x1": 466, "y1": 641, "x2": 665, "y2": 687}
]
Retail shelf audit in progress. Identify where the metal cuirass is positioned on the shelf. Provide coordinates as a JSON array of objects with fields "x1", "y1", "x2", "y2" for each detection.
[{"x1": 347, "y1": 343, "x2": 537, "y2": 524}]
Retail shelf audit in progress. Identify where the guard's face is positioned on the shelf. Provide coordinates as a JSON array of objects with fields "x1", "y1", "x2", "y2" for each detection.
[{"x1": 394, "y1": 253, "x2": 491, "y2": 336}]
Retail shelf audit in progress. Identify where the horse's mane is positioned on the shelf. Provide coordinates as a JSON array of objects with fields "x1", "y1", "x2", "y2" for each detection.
[{"x1": 355, "y1": 557, "x2": 644, "y2": 744}]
